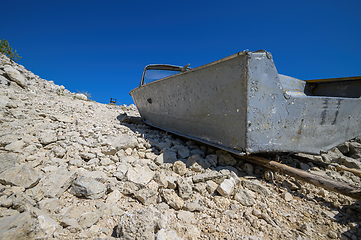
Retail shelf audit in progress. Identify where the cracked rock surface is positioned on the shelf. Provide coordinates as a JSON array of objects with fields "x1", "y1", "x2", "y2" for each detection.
[{"x1": 1, "y1": 53, "x2": 361, "y2": 239}]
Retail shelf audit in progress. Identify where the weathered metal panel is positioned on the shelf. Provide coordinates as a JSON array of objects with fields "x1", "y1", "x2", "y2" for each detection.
[
  {"x1": 130, "y1": 52, "x2": 249, "y2": 154},
  {"x1": 130, "y1": 50, "x2": 361, "y2": 154},
  {"x1": 246, "y1": 52, "x2": 361, "y2": 154}
]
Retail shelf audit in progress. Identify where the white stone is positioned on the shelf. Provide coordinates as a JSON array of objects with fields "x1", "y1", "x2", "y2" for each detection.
[
  {"x1": 106, "y1": 189, "x2": 122, "y2": 205},
  {"x1": 70, "y1": 176, "x2": 106, "y2": 199},
  {"x1": 78, "y1": 211, "x2": 100, "y2": 228},
  {"x1": 134, "y1": 188, "x2": 158, "y2": 205},
  {"x1": 3, "y1": 65, "x2": 27, "y2": 88},
  {"x1": 242, "y1": 179, "x2": 271, "y2": 197},
  {"x1": 100, "y1": 157, "x2": 113, "y2": 166},
  {"x1": 282, "y1": 192, "x2": 293, "y2": 202},
  {"x1": 126, "y1": 165, "x2": 154, "y2": 185},
  {"x1": 28, "y1": 168, "x2": 76, "y2": 198},
  {"x1": 49, "y1": 114, "x2": 75, "y2": 123},
  {"x1": 116, "y1": 208, "x2": 167, "y2": 239},
  {"x1": 4, "y1": 140, "x2": 27, "y2": 152},
  {"x1": 38, "y1": 131, "x2": 57, "y2": 145},
  {"x1": 156, "y1": 229, "x2": 184, "y2": 240},
  {"x1": 105, "y1": 135, "x2": 138, "y2": 151},
  {"x1": 37, "y1": 214, "x2": 59, "y2": 238},
  {"x1": 160, "y1": 189, "x2": 184, "y2": 210},
  {"x1": 217, "y1": 178, "x2": 236, "y2": 197},
  {"x1": 177, "y1": 177, "x2": 193, "y2": 200},
  {"x1": 177, "y1": 211, "x2": 196, "y2": 224},
  {"x1": 75, "y1": 93, "x2": 88, "y2": 101},
  {"x1": 206, "y1": 180, "x2": 218, "y2": 194},
  {"x1": 173, "y1": 161, "x2": 187, "y2": 175},
  {"x1": 0, "y1": 164, "x2": 40, "y2": 189},
  {"x1": 234, "y1": 188, "x2": 256, "y2": 206}
]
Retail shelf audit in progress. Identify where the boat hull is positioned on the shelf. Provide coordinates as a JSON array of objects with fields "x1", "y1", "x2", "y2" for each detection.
[{"x1": 130, "y1": 51, "x2": 361, "y2": 154}]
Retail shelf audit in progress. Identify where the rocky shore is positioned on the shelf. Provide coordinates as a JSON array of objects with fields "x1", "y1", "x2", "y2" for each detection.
[{"x1": 0, "y1": 53, "x2": 361, "y2": 239}]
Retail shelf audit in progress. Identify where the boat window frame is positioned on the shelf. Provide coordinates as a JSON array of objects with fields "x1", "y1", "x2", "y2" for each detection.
[{"x1": 140, "y1": 64, "x2": 191, "y2": 87}]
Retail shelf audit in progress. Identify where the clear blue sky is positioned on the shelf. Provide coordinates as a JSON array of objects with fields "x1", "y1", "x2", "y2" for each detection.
[{"x1": 2, "y1": 0, "x2": 360, "y2": 105}]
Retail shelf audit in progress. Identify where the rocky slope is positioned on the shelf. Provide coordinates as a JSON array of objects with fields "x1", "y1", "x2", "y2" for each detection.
[{"x1": 0, "y1": 53, "x2": 361, "y2": 240}]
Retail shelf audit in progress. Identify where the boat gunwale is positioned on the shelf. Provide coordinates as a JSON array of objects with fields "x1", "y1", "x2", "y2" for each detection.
[{"x1": 129, "y1": 50, "x2": 249, "y2": 95}]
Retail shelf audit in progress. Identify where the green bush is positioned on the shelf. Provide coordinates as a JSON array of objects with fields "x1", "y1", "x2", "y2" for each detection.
[{"x1": 0, "y1": 39, "x2": 22, "y2": 62}]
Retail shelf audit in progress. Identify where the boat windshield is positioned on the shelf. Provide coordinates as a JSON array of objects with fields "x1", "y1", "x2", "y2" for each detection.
[{"x1": 143, "y1": 69, "x2": 179, "y2": 84}]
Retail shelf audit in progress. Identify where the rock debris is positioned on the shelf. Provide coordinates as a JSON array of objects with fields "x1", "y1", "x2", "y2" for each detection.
[{"x1": 0, "y1": 53, "x2": 361, "y2": 239}]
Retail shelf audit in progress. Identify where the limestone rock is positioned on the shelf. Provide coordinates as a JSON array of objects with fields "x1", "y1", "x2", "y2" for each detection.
[
  {"x1": 4, "y1": 140, "x2": 27, "y2": 152},
  {"x1": 242, "y1": 179, "x2": 271, "y2": 197},
  {"x1": 206, "y1": 180, "x2": 218, "y2": 194},
  {"x1": 70, "y1": 176, "x2": 106, "y2": 199},
  {"x1": 126, "y1": 165, "x2": 154, "y2": 185},
  {"x1": 321, "y1": 147, "x2": 344, "y2": 163},
  {"x1": 37, "y1": 214, "x2": 59, "y2": 238},
  {"x1": 60, "y1": 217, "x2": 81, "y2": 231},
  {"x1": 80, "y1": 152, "x2": 96, "y2": 161},
  {"x1": 38, "y1": 198, "x2": 59, "y2": 214},
  {"x1": 78, "y1": 211, "x2": 101, "y2": 229},
  {"x1": 242, "y1": 163, "x2": 254, "y2": 175},
  {"x1": 160, "y1": 189, "x2": 184, "y2": 210},
  {"x1": 176, "y1": 146, "x2": 190, "y2": 159},
  {"x1": 105, "y1": 135, "x2": 138, "y2": 151},
  {"x1": 192, "y1": 171, "x2": 223, "y2": 183},
  {"x1": 349, "y1": 142, "x2": 361, "y2": 156},
  {"x1": 336, "y1": 156, "x2": 361, "y2": 169},
  {"x1": 3, "y1": 65, "x2": 27, "y2": 88},
  {"x1": 106, "y1": 189, "x2": 122, "y2": 205},
  {"x1": 156, "y1": 229, "x2": 184, "y2": 240},
  {"x1": 184, "y1": 201, "x2": 204, "y2": 212},
  {"x1": 69, "y1": 159, "x2": 83, "y2": 167},
  {"x1": 75, "y1": 93, "x2": 88, "y2": 101},
  {"x1": 153, "y1": 171, "x2": 168, "y2": 188},
  {"x1": 0, "y1": 134, "x2": 19, "y2": 147},
  {"x1": 234, "y1": 188, "x2": 255, "y2": 206},
  {"x1": 116, "y1": 208, "x2": 167, "y2": 239},
  {"x1": 134, "y1": 188, "x2": 158, "y2": 206},
  {"x1": 0, "y1": 211, "x2": 37, "y2": 239},
  {"x1": 0, "y1": 164, "x2": 40, "y2": 189},
  {"x1": 173, "y1": 161, "x2": 187, "y2": 175},
  {"x1": 166, "y1": 176, "x2": 178, "y2": 189},
  {"x1": 217, "y1": 151, "x2": 237, "y2": 166},
  {"x1": 189, "y1": 162, "x2": 204, "y2": 172},
  {"x1": 51, "y1": 146, "x2": 66, "y2": 158},
  {"x1": 185, "y1": 153, "x2": 213, "y2": 169},
  {"x1": 28, "y1": 168, "x2": 76, "y2": 199},
  {"x1": 177, "y1": 210, "x2": 196, "y2": 224},
  {"x1": 38, "y1": 131, "x2": 57, "y2": 145},
  {"x1": 49, "y1": 114, "x2": 75, "y2": 123},
  {"x1": 177, "y1": 177, "x2": 193, "y2": 200},
  {"x1": 217, "y1": 178, "x2": 236, "y2": 197},
  {"x1": 155, "y1": 150, "x2": 178, "y2": 165},
  {"x1": 282, "y1": 192, "x2": 293, "y2": 202},
  {"x1": 204, "y1": 154, "x2": 218, "y2": 168}
]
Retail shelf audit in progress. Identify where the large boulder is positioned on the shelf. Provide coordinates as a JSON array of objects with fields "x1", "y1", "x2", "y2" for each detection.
[{"x1": 3, "y1": 65, "x2": 27, "y2": 88}]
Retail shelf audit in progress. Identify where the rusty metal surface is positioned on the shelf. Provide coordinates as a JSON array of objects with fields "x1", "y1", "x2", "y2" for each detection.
[{"x1": 130, "y1": 50, "x2": 361, "y2": 154}]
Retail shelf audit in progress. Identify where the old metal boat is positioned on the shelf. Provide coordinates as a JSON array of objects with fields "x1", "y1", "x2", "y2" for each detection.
[{"x1": 130, "y1": 50, "x2": 361, "y2": 155}]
